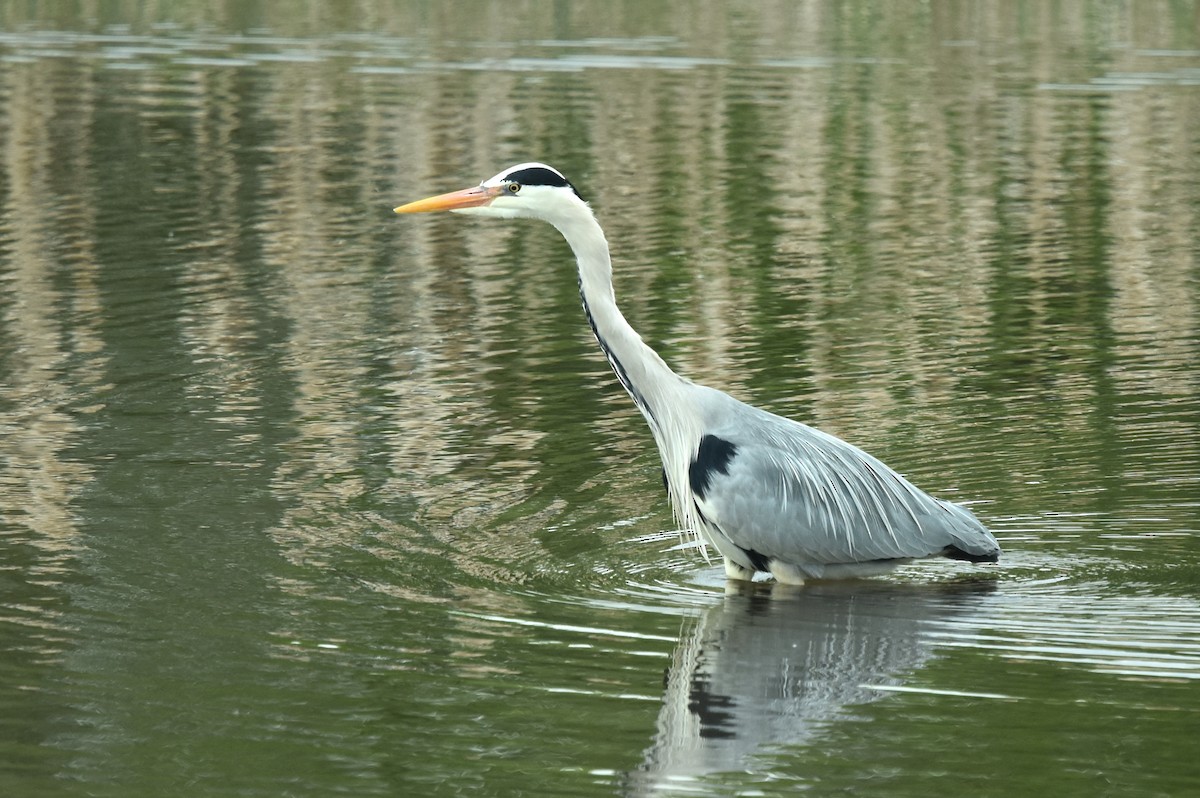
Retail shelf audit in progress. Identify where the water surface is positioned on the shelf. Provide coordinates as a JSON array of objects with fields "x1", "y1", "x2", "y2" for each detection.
[{"x1": 1, "y1": 3, "x2": 1198, "y2": 796}]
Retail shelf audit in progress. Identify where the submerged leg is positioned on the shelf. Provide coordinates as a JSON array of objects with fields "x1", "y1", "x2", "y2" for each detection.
[
  {"x1": 723, "y1": 557, "x2": 756, "y2": 582},
  {"x1": 767, "y1": 559, "x2": 808, "y2": 586}
]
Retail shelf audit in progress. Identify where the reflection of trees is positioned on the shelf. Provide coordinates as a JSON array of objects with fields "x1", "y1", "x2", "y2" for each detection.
[
  {"x1": 624, "y1": 580, "x2": 995, "y2": 795},
  {"x1": 0, "y1": 55, "x2": 104, "y2": 783},
  {"x1": 0, "y1": 3, "x2": 1194, "y2": 791},
  {"x1": 0, "y1": 0, "x2": 1195, "y2": 607}
]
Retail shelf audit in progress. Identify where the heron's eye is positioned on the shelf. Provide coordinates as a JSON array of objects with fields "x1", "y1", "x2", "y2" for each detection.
[{"x1": 507, "y1": 183, "x2": 521, "y2": 193}]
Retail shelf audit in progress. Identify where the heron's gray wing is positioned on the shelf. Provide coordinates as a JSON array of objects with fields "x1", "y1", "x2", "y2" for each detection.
[{"x1": 692, "y1": 412, "x2": 997, "y2": 567}]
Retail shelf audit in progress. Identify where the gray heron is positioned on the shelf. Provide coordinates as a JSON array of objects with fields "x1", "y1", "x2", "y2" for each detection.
[{"x1": 395, "y1": 163, "x2": 1000, "y2": 584}]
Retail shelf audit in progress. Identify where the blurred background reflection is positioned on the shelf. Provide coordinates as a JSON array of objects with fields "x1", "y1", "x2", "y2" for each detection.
[{"x1": 1, "y1": 2, "x2": 1197, "y2": 796}]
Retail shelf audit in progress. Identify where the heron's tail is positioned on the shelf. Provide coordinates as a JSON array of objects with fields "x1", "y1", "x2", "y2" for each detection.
[{"x1": 942, "y1": 544, "x2": 999, "y2": 564}]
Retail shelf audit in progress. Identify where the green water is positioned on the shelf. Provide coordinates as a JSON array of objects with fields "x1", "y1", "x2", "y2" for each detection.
[{"x1": 2, "y1": 2, "x2": 1198, "y2": 796}]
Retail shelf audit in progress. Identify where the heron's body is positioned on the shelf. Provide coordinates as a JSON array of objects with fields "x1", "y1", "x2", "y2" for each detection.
[{"x1": 396, "y1": 163, "x2": 1000, "y2": 584}]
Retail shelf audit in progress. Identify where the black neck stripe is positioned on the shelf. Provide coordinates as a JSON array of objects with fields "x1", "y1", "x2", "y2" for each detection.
[{"x1": 579, "y1": 288, "x2": 654, "y2": 425}]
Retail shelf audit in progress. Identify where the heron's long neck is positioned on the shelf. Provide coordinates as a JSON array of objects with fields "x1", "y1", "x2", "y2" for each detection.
[
  {"x1": 554, "y1": 205, "x2": 685, "y2": 427},
  {"x1": 553, "y1": 201, "x2": 707, "y2": 554}
]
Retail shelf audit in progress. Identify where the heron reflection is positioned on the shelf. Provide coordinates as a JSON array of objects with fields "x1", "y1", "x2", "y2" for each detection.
[{"x1": 625, "y1": 579, "x2": 995, "y2": 794}]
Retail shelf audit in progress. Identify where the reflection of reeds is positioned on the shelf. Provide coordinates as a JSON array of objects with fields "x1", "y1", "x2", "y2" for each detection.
[
  {"x1": 1, "y1": 58, "x2": 101, "y2": 556},
  {"x1": 1, "y1": 1, "x2": 1196, "y2": 566}
]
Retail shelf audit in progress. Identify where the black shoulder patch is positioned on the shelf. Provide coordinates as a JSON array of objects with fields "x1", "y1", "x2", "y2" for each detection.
[
  {"x1": 504, "y1": 166, "x2": 584, "y2": 200},
  {"x1": 942, "y1": 545, "x2": 999, "y2": 564},
  {"x1": 689, "y1": 435, "x2": 738, "y2": 500}
]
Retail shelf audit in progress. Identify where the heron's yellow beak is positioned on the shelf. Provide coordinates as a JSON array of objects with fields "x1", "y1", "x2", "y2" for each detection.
[{"x1": 393, "y1": 184, "x2": 503, "y2": 214}]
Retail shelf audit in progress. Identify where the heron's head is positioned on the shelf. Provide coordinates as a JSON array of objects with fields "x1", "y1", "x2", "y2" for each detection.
[{"x1": 394, "y1": 163, "x2": 585, "y2": 222}]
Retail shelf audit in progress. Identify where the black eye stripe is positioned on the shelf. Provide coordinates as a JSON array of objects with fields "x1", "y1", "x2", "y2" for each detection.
[
  {"x1": 504, "y1": 166, "x2": 565, "y2": 186},
  {"x1": 503, "y1": 166, "x2": 584, "y2": 200}
]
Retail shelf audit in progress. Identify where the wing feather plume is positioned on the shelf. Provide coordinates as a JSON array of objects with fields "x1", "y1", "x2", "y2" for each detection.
[{"x1": 689, "y1": 391, "x2": 999, "y2": 572}]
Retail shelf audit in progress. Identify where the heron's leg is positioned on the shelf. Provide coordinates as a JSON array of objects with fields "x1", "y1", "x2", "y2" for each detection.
[
  {"x1": 723, "y1": 557, "x2": 756, "y2": 582},
  {"x1": 767, "y1": 560, "x2": 808, "y2": 586}
]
